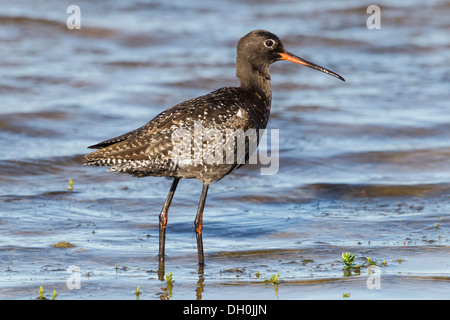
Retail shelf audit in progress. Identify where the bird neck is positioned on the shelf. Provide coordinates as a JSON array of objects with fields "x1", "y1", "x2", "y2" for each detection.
[{"x1": 236, "y1": 60, "x2": 272, "y2": 106}]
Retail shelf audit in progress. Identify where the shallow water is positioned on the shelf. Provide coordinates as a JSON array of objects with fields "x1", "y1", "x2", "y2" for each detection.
[{"x1": 1, "y1": 0, "x2": 449, "y2": 300}]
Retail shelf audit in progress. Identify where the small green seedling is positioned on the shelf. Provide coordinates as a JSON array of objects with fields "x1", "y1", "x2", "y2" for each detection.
[
  {"x1": 37, "y1": 286, "x2": 57, "y2": 300},
  {"x1": 164, "y1": 272, "x2": 174, "y2": 298},
  {"x1": 135, "y1": 286, "x2": 142, "y2": 299},
  {"x1": 366, "y1": 257, "x2": 377, "y2": 266},
  {"x1": 341, "y1": 252, "x2": 387, "y2": 276},
  {"x1": 165, "y1": 272, "x2": 174, "y2": 285},
  {"x1": 39, "y1": 286, "x2": 44, "y2": 300},
  {"x1": 265, "y1": 273, "x2": 279, "y2": 284}
]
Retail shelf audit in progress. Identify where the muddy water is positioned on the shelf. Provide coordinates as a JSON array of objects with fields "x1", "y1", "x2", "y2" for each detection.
[{"x1": 1, "y1": 0, "x2": 449, "y2": 299}]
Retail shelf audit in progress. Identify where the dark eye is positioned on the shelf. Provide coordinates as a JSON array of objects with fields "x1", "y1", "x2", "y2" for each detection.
[{"x1": 264, "y1": 39, "x2": 275, "y2": 48}]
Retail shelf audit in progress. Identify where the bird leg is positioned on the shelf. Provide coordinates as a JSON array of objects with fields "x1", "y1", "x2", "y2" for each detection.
[
  {"x1": 194, "y1": 182, "x2": 210, "y2": 266},
  {"x1": 159, "y1": 177, "x2": 180, "y2": 264}
]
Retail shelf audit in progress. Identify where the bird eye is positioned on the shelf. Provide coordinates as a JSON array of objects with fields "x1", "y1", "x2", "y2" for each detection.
[{"x1": 264, "y1": 39, "x2": 275, "y2": 48}]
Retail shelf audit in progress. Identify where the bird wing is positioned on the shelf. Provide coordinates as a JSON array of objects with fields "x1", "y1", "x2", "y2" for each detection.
[{"x1": 83, "y1": 87, "x2": 259, "y2": 168}]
